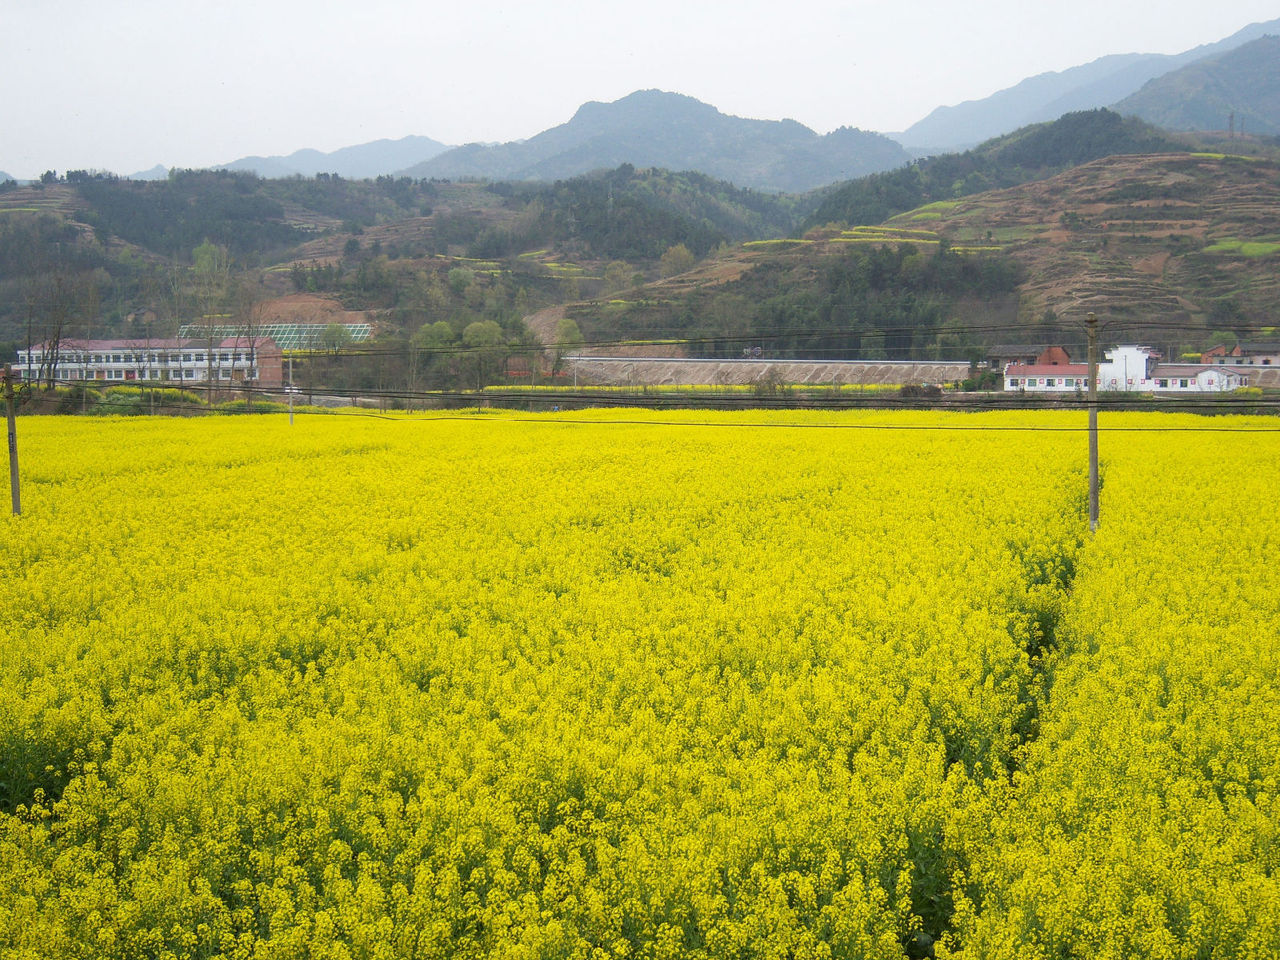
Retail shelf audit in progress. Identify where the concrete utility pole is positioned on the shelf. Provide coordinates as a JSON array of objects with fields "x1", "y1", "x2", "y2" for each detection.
[
  {"x1": 3, "y1": 365, "x2": 20, "y2": 516},
  {"x1": 288, "y1": 354, "x2": 294, "y2": 427},
  {"x1": 1086, "y1": 313, "x2": 1099, "y2": 532}
]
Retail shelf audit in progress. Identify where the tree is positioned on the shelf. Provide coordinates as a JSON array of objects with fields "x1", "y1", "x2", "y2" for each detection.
[
  {"x1": 1207, "y1": 296, "x2": 1246, "y2": 331},
  {"x1": 660, "y1": 243, "x2": 695, "y2": 278},
  {"x1": 604, "y1": 260, "x2": 633, "y2": 292},
  {"x1": 320, "y1": 323, "x2": 353, "y2": 354},
  {"x1": 461, "y1": 319, "x2": 506, "y2": 391},
  {"x1": 552, "y1": 317, "x2": 583, "y2": 377},
  {"x1": 229, "y1": 276, "x2": 264, "y2": 401},
  {"x1": 192, "y1": 241, "x2": 229, "y2": 404},
  {"x1": 409, "y1": 321, "x2": 455, "y2": 394},
  {"x1": 24, "y1": 266, "x2": 102, "y2": 389},
  {"x1": 447, "y1": 267, "x2": 475, "y2": 296}
]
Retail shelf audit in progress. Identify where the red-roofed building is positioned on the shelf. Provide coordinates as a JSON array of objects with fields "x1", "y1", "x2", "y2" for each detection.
[
  {"x1": 1005, "y1": 345, "x2": 1247, "y2": 393},
  {"x1": 1004, "y1": 364, "x2": 1091, "y2": 392},
  {"x1": 1036, "y1": 346, "x2": 1072, "y2": 366}
]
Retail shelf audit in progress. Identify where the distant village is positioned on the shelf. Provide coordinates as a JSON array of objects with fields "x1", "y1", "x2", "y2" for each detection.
[
  {"x1": 1000, "y1": 342, "x2": 1277, "y2": 393},
  {"x1": 12, "y1": 323, "x2": 1277, "y2": 395}
]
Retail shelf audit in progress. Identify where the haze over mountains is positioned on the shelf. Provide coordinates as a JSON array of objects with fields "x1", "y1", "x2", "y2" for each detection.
[
  {"x1": 124, "y1": 136, "x2": 453, "y2": 182},
  {"x1": 897, "y1": 17, "x2": 1280, "y2": 151},
  {"x1": 398, "y1": 91, "x2": 909, "y2": 193},
  {"x1": 218, "y1": 135, "x2": 451, "y2": 180},
  {"x1": 104, "y1": 15, "x2": 1280, "y2": 190},
  {"x1": 1115, "y1": 35, "x2": 1280, "y2": 135}
]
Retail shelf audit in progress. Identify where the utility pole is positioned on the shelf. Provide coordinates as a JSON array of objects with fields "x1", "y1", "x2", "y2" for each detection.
[
  {"x1": 288, "y1": 354, "x2": 294, "y2": 427},
  {"x1": 4, "y1": 365, "x2": 20, "y2": 516},
  {"x1": 1087, "y1": 313, "x2": 1099, "y2": 532}
]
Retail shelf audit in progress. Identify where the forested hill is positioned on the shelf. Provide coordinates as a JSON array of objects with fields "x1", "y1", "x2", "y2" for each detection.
[
  {"x1": 1114, "y1": 35, "x2": 1280, "y2": 136},
  {"x1": 0, "y1": 165, "x2": 808, "y2": 344},
  {"x1": 805, "y1": 110, "x2": 1186, "y2": 229},
  {"x1": 50, "y1": 165, "x2": 804, "y2": 266},
  {"x1": 401, "y1": 90, "x2": 911, "y2": 193}
]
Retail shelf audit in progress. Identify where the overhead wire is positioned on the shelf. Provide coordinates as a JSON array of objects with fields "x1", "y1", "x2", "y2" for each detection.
[{"x1": 20, "y1": 374, "x2": 1280, "y2": 433}]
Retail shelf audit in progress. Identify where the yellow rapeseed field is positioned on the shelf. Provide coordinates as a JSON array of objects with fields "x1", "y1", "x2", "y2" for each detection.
[{"x1": 0, "y1": 410, "x2": 1276, "y2": 959}]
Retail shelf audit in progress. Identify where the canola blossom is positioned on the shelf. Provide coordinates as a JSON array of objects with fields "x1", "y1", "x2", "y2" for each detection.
[{"x1": 0, "y1": 410, "x2": 1276, "y2": 959}]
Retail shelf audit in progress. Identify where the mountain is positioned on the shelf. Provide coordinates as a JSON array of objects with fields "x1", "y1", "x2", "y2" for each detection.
[
  {"x1": 400, "y1": 90, "x2": 911, "y2": 192},
  {"x1": 881, "y1": 151, "x2": 1280, "y2": 333},
  {"x1": 218, "y1": 135, "x2": 451, "y2": 179},
  {"x1": 806, "y1": 109, "x2": 1185, "y2": 230},
  {"x1": 0, "y1": 171, "x2": 14, "y2": 183},
  {"x1": 1113, "y1": 36, "x2": 1280, "y2": 136},
  {"x1": 898, "y1": 17, "x2": 1280, "y2": 151},
  {"x1": 127, "y1": 165, "x2": 170, "y2": 181},
  {"x1": 573, "y1": 152, "x2": 1280, "y2": 360}
]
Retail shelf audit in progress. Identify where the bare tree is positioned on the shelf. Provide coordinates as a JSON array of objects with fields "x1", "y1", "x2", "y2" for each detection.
[
  {"x1": 27, "y1": 270, "x2": 98, "y2": 388},
  {"x1": 230, "y1": 275, "x2": 263, "y2": 405},
  {"x1": 192, "y1": 241, "x2": 229, "y2": 405}
]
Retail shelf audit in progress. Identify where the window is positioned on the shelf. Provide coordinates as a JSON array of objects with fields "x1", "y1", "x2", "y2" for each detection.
[
  {"x1": 182, "y1": 353, "x2": 192, "y2": 362},
  {"x1": 1009, "y1": 378, "x2": 1019, "y2": 387},
  {"x1": 1157, "y1": 379, "x2": 1167, "y2": 388},
  {"x1": 1179, "y1": 379, "x2": 1189, "y2": 388}
]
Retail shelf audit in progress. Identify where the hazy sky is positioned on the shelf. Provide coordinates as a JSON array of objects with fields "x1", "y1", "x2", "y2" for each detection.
[{"x1": 3, "y1": 0, "x2": 1277, "y2": 179}]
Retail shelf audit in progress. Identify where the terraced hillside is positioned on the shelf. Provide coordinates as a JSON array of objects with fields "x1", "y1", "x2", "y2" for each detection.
[{"x1": 885, "y1": 152, "x2": 1280, "y2": 330}]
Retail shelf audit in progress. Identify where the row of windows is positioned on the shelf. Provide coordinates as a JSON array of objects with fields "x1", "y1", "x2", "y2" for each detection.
[
  {"x1": 89, "y1": 370, "x2": 244, "y2": 381},
  {"x1": 1008, "y1": 377, "x2": 1090, "y2": 388},
  {"x1": 1010, "y1": 376, "x2": 1237, "y2": 390},
  {"x1": 25, "y1": 352, "x2": 252, "y2": 364}
]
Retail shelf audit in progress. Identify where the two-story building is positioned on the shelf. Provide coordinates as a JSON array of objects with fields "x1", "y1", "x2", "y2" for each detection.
[
  {"x1": 1004, "y1": 345, "x2": 1248, "y2": 393},
  {"x1": 1203, "y1": 341, "x2": 1280, "y2": 367},
  {"x1": 16, "y1": 337, "x2": 283, "y2": 388}
]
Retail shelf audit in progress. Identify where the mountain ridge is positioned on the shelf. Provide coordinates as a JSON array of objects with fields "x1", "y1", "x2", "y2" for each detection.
[
  {"x1": 899, "y1": 17, "x2": 1280, "y2": 151},
  {"x1": 125, "y1": 135, "x2": 454, "y2": 181},
  {"x1": 1114, "y1": 35, "x2": 1280, "y2": 135},
  {"x1": 398, "y1": 90, "x2": 911, "y2": 192}
]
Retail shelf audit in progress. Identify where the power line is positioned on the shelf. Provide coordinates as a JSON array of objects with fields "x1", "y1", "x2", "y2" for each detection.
[
  {"x1": 16, "y1": 379, "x2": 1280, "y2": 433},
  {"x1": 277, "y1": 410, "x2": 1280, "y2": 433},
  {"x1": 30, "y1": 374, "x2": 1280, "y2": 410}
]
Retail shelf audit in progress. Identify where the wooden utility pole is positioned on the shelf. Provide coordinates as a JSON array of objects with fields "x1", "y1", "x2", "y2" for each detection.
[
  {"x1": 1087, "y1": 313, "x2": 1099, "y2": 531},
  {"x1": 3, "y1": 365, "x2": 20, "y2": 516}
]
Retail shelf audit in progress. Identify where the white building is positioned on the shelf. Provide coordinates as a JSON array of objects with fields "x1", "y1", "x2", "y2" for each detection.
[
  {"x1": 1005, "y1": 345, "x2": 1248, "y2": 393},
  {"x1": 16, "y1": 337, "x2": 284, "y2": 387}
]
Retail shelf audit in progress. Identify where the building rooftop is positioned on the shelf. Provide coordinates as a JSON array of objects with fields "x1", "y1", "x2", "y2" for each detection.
[
  {"x1": 25, "y1": 337, "x2": 279, "y2": 351},
  {"x1": 1005, "y1": 364, "x2": 1089, "y2": 376}
]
